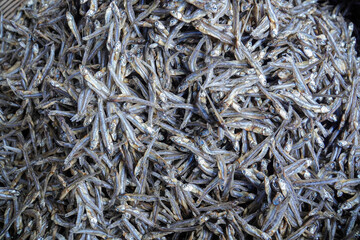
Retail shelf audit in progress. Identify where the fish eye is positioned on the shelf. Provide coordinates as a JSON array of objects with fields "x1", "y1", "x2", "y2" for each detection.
[
  {"x1": 175, "y1": 45, "x2": 183, "y2": 51},
  {"x1": 170, "y1": 19, "x2": 177, "y2": 25}
]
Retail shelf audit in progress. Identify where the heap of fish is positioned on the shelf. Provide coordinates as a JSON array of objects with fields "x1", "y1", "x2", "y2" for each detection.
[{"x1": 0, "y1": 0, "x2": 359, "y2": 239}]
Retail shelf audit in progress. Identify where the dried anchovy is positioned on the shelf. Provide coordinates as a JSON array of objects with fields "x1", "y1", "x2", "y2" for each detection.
[{"x1": 0, "y1": 0, "x2": 359, "y2": 239}]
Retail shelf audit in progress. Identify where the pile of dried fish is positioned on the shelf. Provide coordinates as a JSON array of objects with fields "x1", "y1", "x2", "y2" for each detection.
[{"x1": 0, "y1": 0, "x2": 360, "y2": 239}]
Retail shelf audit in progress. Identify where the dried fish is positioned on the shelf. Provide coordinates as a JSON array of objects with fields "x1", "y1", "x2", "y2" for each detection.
[{"x1": 0, "y1": 0, "x2": 359, "y2": 239}]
